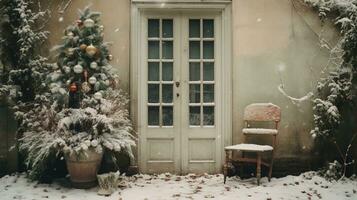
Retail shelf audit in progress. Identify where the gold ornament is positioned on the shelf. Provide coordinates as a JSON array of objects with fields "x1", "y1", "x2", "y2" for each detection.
[
  {"x1": 80, "y1": 44, "x2": 87, "y2": 51},
  {"x1": 86, "y1": 44, "x2": 97, "y2": 57},
  {"x1": 107, "y1": 54, "x2": 113, "y2": 61}
]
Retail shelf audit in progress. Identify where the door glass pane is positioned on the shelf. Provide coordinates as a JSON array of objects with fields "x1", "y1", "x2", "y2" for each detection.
[
  {"x1": 148, "y1": 106, "x2": 159, "y2": 125},
  {"x1": 148, "y1": 84, "x2": 159, "y2": 103},
  {"x1": 189, "y1": 106, "x2": 200, "y2": 126},
  {"x1": 162, "y1": 19, "x2": 173, "y2": 38},
  {"x1": 162, "y1": 41, "x2": 173, "y2": 59},
  {"x1": 203, "y1": 41, "x2": 214, "y2": 59},
  {"x1": 189, "y1": 84, "x2": 201, "y2": 103},
  {"x1": 203, "y1": 19, "x2": 214, "y2": 38},
  {"x1": 203, "y1": 62, "x2": 214, "y2": 81},
  {"x1": 162, "y1": 62, "x2": 173, "y2": 81},
  {"x1": 203, "y1": 84, "x2": 214, "y2": 102},
  {"x1": 162, "y1": 106, "x2": 173, "y2": 126},
  {"x1": 203, "y1": 106, "x2": 214, "y2": 125},
  {"x1": 189, "y1": 41, "x2": 200, "y2": 59},
  {"x1": 189, "y1": 62, "x2": 200, "y2": 81},
  {"x1": 148, "y1": 41, "x2": 159, "y2": 59},
  {"x1": 148, "y1": 19, "x2": 159, "y2": 38},
  {"x1": 162, "y1": 84, "x2": 173, "y2": 103},
  {"x1": 189, "y1": 19, "x2": 200, "y2": 38},
  {"x1": 148, "y1": 62, "x2": 159, "y2": 81}
]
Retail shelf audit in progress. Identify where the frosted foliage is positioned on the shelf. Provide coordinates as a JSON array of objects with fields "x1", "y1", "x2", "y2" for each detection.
[
  {"x1": 55, "y1": 105, "x2": 134, "y2": 157},
  {"x1": 18, "y1": 89, "x2": 135, "y2": 178},
  {"x1": 0, "y1": 0, "x2": 50, "y2": 102},
  {"x1": 10, "y1": 7, "x2": 136, "y2": 180},
  {"x1": 304, "y1": 0, "x2": 357, "y2": 140}
]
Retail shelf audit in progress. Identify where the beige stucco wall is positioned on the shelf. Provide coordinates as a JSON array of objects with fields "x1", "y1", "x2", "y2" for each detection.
[
  {"x1": 41, "y1": 0, "x2": 340, "y2": 168},
  {"x1": 232, "y1": 0, "x2": 339, "y2": 159}
]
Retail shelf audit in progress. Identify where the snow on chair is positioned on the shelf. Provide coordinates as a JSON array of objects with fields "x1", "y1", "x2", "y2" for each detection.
[{"x1": 223, "y1": 103, "x2": 281, "y2": 185}]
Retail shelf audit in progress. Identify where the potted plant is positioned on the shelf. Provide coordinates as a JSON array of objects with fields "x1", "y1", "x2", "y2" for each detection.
[
  {"x1": 16, "y1": 7, "x2": 135, "y2": 188},
  {"x1": 54, "y1": 91, "x2": 134, "y2": 188}
]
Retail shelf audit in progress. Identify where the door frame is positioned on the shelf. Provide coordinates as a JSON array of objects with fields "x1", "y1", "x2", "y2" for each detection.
[{"x1": 130, "y1": 0, "x2": 232, "y2": 173}]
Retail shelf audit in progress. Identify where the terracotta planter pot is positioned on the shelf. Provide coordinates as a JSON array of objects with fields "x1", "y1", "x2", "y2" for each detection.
[{"x1": 65, "y1": 148, "x2": 103, "y2": 189}]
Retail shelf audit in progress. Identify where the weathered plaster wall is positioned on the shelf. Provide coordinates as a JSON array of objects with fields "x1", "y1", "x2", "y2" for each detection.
[{"x1": 232, "y1": 0, "x2": 339, "y2": 163}]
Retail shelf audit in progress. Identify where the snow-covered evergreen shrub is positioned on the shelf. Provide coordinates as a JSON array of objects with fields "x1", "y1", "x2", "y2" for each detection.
[
  {"x1": 55, "y1": 97, "x2": 134, "y2": 158},
  {"x1": 0, "y1": 0, "x2": 50, "y2": 102},
  {"x1": 305, "y1": 0, "x2": 357, "y2": 176},
  {"x1": 319, "y1": 160, "x2": 343, "y2": 180},
  {"x1": 4, "y1": 5, "x2": 136, "y2": 180}
]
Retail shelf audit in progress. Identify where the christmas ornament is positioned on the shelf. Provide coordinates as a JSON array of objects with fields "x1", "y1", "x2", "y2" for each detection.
[
  {"x1": 73, "y1": 64, "x2": 83, "y2": 74},
  {"x1": 66, "y1": 48, "x2": 75, "y2": 56},
  {"x1": 99, "y1": 25, "x2": 104, "y2": 31},
  {"x1": 107, "y1": 54, "x2": 113, "y2": 61},
  {"x1": 81, "y1": 70, "x2": 91, "y2": 93},
  {"x1": 69, "y1": 83, "x2": 80, "y2": 109},
  {"x1": 94, "y1": 92, "x2": 103, "y2": 100},
  {"x1": 76, "y1": 19, "x2": 83, "y2": 27},
  {"x1": 84, "y1": 18, "x2": 95, "y2": 28},
  {"x1": 89, "y1": 76, "x2": 97, "y2": 85},
  {"x1": 86, "y1": 44, "x2": 97, "y2": 56},
  {"x1": 66, "y1": 80, "x2": 71, "y2": 85},
  {"x1": 90, "y1": 61, "x2": 98, "y2": 69},
  {"x1": 67, "y1": 32, "x2": 74, "y2": 39},
  {"x1": 64, "y1": 66, "x2": 71, "y2": 74},
  {"x1": 69, "y1": 83, "x2": 77, "y2": 92},
  {"x1": 80, "y1": 44, "x2": 87, "y2": 51}
]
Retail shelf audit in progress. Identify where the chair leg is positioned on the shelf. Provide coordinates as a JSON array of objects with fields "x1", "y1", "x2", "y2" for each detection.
[
  {"x1": 256, "y1": 152, "x2": 261, "y2": 185},
  {"x1": 268, "y1": 151, "x2": 275, "y2": 182},
  {"x1": 240, "y1": 151, "x2": 245, "y2": 178},
  {"x1": 223, "y1": 150, "x2": 229, "y2": 184}
]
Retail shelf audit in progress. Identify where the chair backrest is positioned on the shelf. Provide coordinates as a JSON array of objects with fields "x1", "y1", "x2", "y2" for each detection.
[{"x1": 243, "y1": 103, "x2": 281, "y2": 122}]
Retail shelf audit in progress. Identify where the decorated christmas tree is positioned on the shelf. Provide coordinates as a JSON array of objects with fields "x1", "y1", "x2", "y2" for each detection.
[
  {"x1": 50, "y1": 7, "x2": 118, "y2": 108},
  {"x1": 16, "y1": 7, "x2": 135, "y2": 181}
]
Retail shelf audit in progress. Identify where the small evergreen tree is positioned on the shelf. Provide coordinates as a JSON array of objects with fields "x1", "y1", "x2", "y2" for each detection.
[{"x1": 16, "y1": 6, "x2": 135, "y2": 181}]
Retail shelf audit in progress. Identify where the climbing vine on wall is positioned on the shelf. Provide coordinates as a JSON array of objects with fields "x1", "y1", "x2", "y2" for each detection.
[{"x1": 305, "y1": 0, "x2": 357, "y2": 177}]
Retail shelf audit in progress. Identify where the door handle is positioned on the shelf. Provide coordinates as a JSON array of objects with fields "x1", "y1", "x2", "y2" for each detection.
[{"x1": 175, "y1": 81, "x2": 180, "y2": 87}]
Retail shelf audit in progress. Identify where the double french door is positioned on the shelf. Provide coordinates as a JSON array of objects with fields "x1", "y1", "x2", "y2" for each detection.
[{"x1": 139, "y1": 11, "x2": 223, "y2": 174}]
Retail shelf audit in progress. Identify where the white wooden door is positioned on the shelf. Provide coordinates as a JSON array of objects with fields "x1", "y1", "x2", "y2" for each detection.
[{"x1": 140, "y1": 11, "x2": 222, "y2": 174}]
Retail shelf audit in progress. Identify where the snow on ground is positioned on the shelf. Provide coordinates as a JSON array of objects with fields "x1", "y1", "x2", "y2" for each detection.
[{"x1": 0, "y1": 172, "x2": 356, "y2": 200}]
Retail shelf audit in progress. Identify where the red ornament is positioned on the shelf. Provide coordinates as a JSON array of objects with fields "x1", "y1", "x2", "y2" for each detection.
[
  {"x1": 69, "y1": 83, "x2": 77, "y2": 92},
  {"x1": 76, "y1": 19, "x2": 83, "y2": 27}
]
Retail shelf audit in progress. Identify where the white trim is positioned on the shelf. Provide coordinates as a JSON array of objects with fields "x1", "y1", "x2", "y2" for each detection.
[{"x1": 131, "y1": 0, "x2": 232, "y2": 173}]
